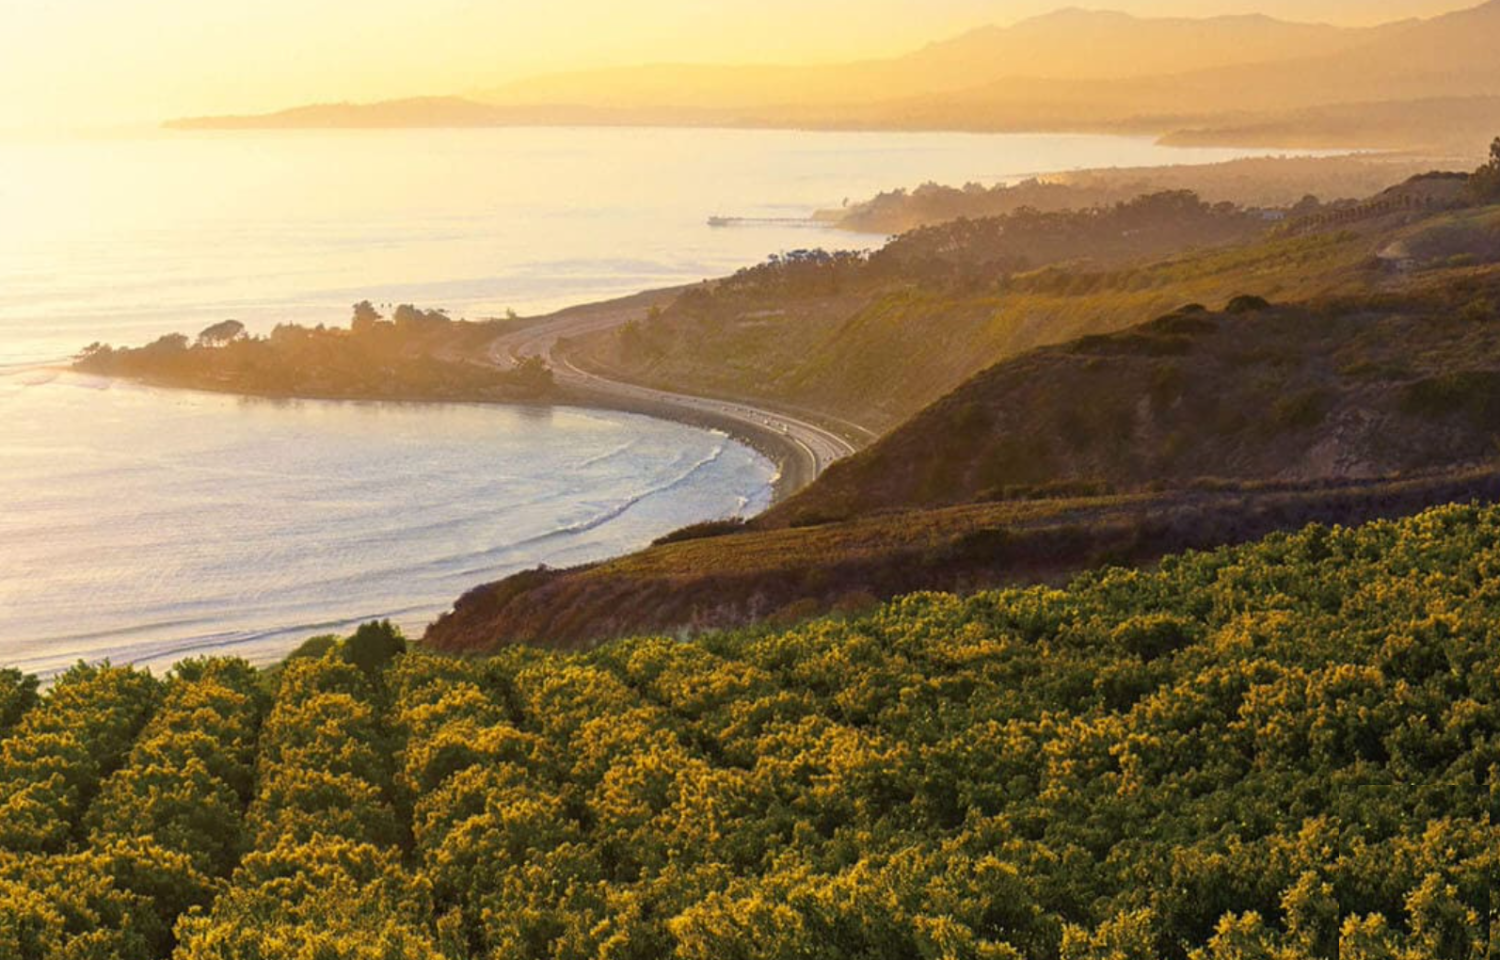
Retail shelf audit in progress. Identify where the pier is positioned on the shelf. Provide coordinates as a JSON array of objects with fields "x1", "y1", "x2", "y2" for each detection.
[{"x1": 708, "y1": 215, "x2": 823, "y2": 228}]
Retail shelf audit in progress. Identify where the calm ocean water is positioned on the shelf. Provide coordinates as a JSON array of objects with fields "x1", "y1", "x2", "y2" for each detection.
[
  {"x1": 0, "y1": 128, "x2": 1297, "y2": 674},
  {"x1": 0, "y1": 373, "x2": 776, "y2": 676}
]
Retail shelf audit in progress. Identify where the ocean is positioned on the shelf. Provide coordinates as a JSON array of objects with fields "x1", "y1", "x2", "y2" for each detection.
[{"x1": 0, "y1": 127, "x2": 1294, "y2": 674}]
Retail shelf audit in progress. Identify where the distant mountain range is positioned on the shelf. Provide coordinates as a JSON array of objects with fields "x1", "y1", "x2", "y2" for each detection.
[
  {"x1": 170, "y1": 3, "x2": 1500, "y2": 150},
  {"x1": 469, "y1": 9, "x2": 1377, "y2": 109}
]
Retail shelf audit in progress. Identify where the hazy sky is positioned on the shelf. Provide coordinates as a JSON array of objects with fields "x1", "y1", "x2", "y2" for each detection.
[{"x1": 0, "y1": 0, "x2": 1481, "y2": 129}]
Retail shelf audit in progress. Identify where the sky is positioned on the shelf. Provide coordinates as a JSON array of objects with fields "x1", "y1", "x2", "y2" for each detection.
[{"x1": 0, "y1": 0, "x2": 1482, "y2": 130}]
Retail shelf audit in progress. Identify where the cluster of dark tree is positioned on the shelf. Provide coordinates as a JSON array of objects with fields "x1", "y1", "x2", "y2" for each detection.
[
  {"x1": 876, "y1": 190, "x2": 1273, "y2": 276},
  {"x1": 688, "y1": 191, "x2": 1286, "y2": 311},
  {"x1": 828, "y1": 170, "x2": 1376, "y2": 237},
  {"x1": 699, "y1": 248, "x2": 877, "y2": 302},
  {"x1": 4, "y1": 504, "x2": 1497, "y2": 957},
  {"x1": 834, "y1": 178, "x2": 1137, "y2": 234},
  {"x1": 74, "y1": 302, "x2": 554, "y2": 402},
  {"x1": 283, "y1": 618, "x2": 410, "y2": 676}
]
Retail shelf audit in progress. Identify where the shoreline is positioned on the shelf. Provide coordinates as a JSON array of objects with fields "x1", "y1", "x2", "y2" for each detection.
[
  {"x1": 8, "y1": 363, "x2": 792, "y2": 680},
  {"x1": 479, "y1": 288, "x2": 865, "y2": 501},
  {"x1": 56, "y1": 280, "x2": 859, "y2": 505}
]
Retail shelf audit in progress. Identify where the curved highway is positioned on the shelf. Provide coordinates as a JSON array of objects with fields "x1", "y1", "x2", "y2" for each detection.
[{"x1": 482, "y1": 294, "x2": 871, "y2": 497}]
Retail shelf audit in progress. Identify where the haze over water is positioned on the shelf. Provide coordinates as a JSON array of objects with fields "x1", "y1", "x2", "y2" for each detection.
[
  {"x1": 0, "y1": 127, "x2": 1284, "y2": 365},
  {"x1": 0, "y1": 127, "x2": 1303, "y2": 674}
]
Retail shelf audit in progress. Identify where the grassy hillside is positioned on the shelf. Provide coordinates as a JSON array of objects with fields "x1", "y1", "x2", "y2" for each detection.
[
  {"x1": 5, "y1": 505, "x2": 1497, "y2": 957},
  {"x1": 569, "y1": 195, "x2": 1465, "y2": 433},
  {"x1": 768, "y1": 276, "x2": 1500, "y2": 526}
]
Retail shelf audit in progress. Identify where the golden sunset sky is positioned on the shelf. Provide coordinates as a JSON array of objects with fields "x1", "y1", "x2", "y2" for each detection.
[{"x1": 0, "y1": 0, "x2": 1480, "y2": 130}]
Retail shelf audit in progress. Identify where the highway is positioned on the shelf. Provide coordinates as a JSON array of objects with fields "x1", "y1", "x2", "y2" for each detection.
[{"x1": 481, "y1": 294, "x2": 871, "y2": 497}]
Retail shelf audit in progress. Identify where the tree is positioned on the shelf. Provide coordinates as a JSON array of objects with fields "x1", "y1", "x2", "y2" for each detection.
[
  {"x1": 143, "y1": 333, "x2": 189, "y2": 354},
  {"x1": 393, "y1": 304, "x2": 450, "y2": 337},
  {"x1": 195, "y1": 320, "x2": 245, "y2": 348},
  {"x1": 351, "y1": 301, "x2": 382, "y2": 336},
  {"x1": 75, "y1": 342, "x2": 112, "y2": 363},
  {"x1": 1290, "y1": 194, "x2": 1323, "y2": 216},
  {"x1": 1225, "y1": 294, "x2": 1272, "y2": 314},
  {"x1": 512, "y1": 356, "x2": 554, "y2": 395},
  {"x1": 1468, "y1": 137, "x2": 1500, "y2": 203}
]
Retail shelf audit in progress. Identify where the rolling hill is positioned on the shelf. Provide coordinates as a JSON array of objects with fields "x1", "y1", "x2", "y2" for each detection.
[
  {"x1": 426, "y1": 184, "x2": 1500, "y2": 650},
  {"x1": 473, "y1": 9, "x2": 1371, "y2": 112}
]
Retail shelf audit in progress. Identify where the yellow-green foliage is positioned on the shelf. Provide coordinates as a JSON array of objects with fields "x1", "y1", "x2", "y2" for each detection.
[
  {"x1": 173, "y1": 655, "x2": 442, "y2": 959},
  {"x1": 0, "y1": 663, "x2": 160, "y2": 854},
  {"x1": 0, "y1": 669, "x2": 38, "y2": 734},
  {"x1": 4, "y1": 505, "x2": 1500, "y2": 957}
]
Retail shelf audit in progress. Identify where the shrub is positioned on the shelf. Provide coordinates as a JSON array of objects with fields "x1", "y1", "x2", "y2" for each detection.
[
  {"x1": 1403, "y1": 371, "x2": 1500, "y2": 425},
  {"x1": 286, "y1": 635, "x2": 340, "y2": 661},
  {"x1": 789, "y1": 512, "x2": 850, "y2": 529},
  {"x1": 1465, "y1": 136, "x2": 1500, "y2": 203},
  {"x1": 1271, "y1": 389, "x2": 1332, "y2": 431},
  {"x1": 1149, "y1": 364, "x2": 1187, "y2": 410},
  {"x1": 943, "y1": 527, "x2": 1015, "y2": 564},
  {"x1": 0, "y1": 669, "x2": 39, "y2": 731},
  {"x1": 1225, "y1": 295, "x2": 1272, "y2": 314},
  {"x1": 1458, "y1": 297, "x2": 1495, "y2": 323},
  {"x1": 342, "y1": 620, "x2": 407, "y2": 676},
  {"x1": 1148, "y1": 314, "x2": 1218, "y2": 336},
  {"x1": 1111, "y1": 614, "x2": 1195, "y2": 661},
  {"x1": 653, "y1": 518, "x2": 748, "y2": 547}
]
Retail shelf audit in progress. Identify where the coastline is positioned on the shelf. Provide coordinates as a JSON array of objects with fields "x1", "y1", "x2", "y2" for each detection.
[
  {"x1": 3, "y1": 368, "x2": 785, "y2": 680},
  {"x1": 479, "y1": 288, "x2": 866, "y2": 501},
  {"x1": 59, "y1": 282, "x2": 868, "y2": 505}
]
